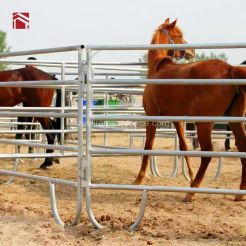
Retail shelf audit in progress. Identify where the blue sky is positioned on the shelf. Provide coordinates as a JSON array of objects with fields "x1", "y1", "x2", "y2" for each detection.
[{"x1": 0, "y1": 0, "x2": 246, "y2": 64}]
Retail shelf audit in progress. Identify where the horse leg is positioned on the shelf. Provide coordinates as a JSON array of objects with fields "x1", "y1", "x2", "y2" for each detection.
[
  {"x1": 183, "y1": 122, "x2": 213, "y2": 202},
  {"x1": 186, "y1": 123, "x2": 199, "y2": 149},
  {"x1": 226, "y1": 91, "x2": 246, "y2": 201},
  {"x1": 16, "y1": 117, "x2": 25, "y2": 140},
  {"x1": 229, "y1": 122, "x2": 246, "y2": 201},
  {"x1": 174, "y1": 122, "x2": 195, "y2": 181},
  {"x1": 225, "y1": 124, "x2": 231, "y2": 150},
  {"x1": 133, "y1": 121, "x2": 156, "y2": 184},
  {"x1": 36, "y1": 117, "x2": 56, "y2": 169},
  {"x1": 192, "y1": 137, "x2": 199, "y2": 150},
  {"x1": 24, "y1": 117, "x2": 35, "y2": 154},
  {"x1": 15, "y1": 116, "x2": 27, "y2": 154},
  {"x1": 50, "y1": 118, "x2": 60, "y2": 164}
]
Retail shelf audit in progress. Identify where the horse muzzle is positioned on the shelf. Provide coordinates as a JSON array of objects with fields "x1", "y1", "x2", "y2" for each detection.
[{"x1": 184, "y1": 49, "x2": 195, "y2": 60}]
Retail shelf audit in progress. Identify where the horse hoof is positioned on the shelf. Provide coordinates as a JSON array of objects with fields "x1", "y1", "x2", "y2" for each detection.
[
  {"x1": 39, "y1": 164, "x2": 47, "y2": 170},
  {"x1": 132, "y1": 178, "x2": 143, "y2": 185},
  {"x1": 39, "y1": 162, "x2": 52, "y2": 169},
  {"x1": 54, "y1": 158, "x2": 60, "y2": 164},
  {"x1": 189, "y1": 176, "x2": 195, "y2": 183},
  {"x1": 234, "y1": 195, "x2": 246, "y2": 202},
  {"x1": 183, "y1": 193, "x2": 195, "y2": 203}
]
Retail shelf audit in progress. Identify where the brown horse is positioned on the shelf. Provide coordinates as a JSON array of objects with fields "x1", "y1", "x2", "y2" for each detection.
[
  {"x1": 134, "y1": 18, "x2": 246, "y2": 202},
  {"x1": 0, "y1": 65, "x2": 59, "y2": 169}
]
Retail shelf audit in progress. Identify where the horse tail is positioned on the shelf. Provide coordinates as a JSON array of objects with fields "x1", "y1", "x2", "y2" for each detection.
[{"x1": 231, "y1": 66, "x2": 246, "y2": 92}]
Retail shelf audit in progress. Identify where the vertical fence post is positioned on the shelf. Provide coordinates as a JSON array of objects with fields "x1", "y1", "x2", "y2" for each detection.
[
  {"x1": 71, "y1": 48, "x2": 84, "y2": 225},
  {"x1": 170, "y1": 126, "x2": 179, "y2": 178},
  {"x1": 60, "y1": 63, "x2": 66, "y2": 150},
  {"x1": 85, "y1": 49, "x2": 102, "y2": 229}
]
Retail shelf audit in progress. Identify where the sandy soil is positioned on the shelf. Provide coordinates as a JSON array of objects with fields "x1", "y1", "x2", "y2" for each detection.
[{"x1": 1, "y1": 133, "x2": 246, "y2": 246}]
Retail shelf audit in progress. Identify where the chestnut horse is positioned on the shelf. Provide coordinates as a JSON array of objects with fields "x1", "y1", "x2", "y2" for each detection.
[
  {"x1": 134, "y1": 18, "x2": 246, "y2": 202},
  {"x1": 0, "y1": 65, "x2": 59, "y2": 169}
]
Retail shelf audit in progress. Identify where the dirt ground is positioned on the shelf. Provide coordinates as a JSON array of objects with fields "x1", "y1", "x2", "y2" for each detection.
[{"x1": 1, "y1": 133, "x2": 246, "y2": 246}]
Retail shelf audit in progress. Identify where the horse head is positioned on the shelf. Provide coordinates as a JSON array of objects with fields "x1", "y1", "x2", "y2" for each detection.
[{"x1": 156, "y1": 18, "x2": 195, "y2": 60}]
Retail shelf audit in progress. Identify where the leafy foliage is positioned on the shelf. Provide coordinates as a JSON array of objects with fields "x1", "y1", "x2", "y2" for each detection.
[
  {"x1": 194, "y1": 52, "x2": 228, "y2": 62},
  {"x1": 0, "y1": 31, "x2": 10, "y2": 70},
  {"x1": 138, "y1": 51, "x2": 228, "y2": 77}
]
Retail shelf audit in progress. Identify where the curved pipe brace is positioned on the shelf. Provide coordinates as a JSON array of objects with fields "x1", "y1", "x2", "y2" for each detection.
[
  {"x1": 129, "y1": 190, "x2": 148, "y2": 231},
  {"x1": 5, "y1": 161, "x2": 20, "y2": 185},
  {"x1": 5, "y1": 145, "x2": 21, "y2": 185},
  {"x1": 49, "y1": 182, "x2": 64, "y2": 226},
  {"x1": 153, "y1": 161, "x2": 162, "y2": 178},
  {"x1": 213, "y1": 157, "x2": 223, "y2": 181},
  {"x1": 170, "y1": 154, "x2": 179, "y2": 178},
  {"x1": 170, "y1": 133, "x2": 179, "y2": 178},
  {"x1": 150, "y1": 156, "x2": 157, "y2": 176},
  {"x1": 150, "y1": 156, "x2": 162, "y2": 177},
  {"x1": 86, "y1": 187, "x2": 103, "y2": 229},
  {"x1": 181, "y1": 156, "x2": 191, "y2": 181},
  {"x1": 141, "y1": 137, "x2": 162, "y2": 178},
  {"x1": 70, "y1": 175, "x2": 83, "y2": 226}
]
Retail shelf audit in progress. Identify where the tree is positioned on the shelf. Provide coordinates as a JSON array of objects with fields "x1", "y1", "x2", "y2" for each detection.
[
  {"x1": 138, "y1": 51, "x2": 228, "y2": 77},
  {"x1": 138, "y1": 53, "x2": 147, "y2": 78},
  {"x1": 194, "y1": 52, "x2": 228, "y2": 62},
  {"x1": 0, "y1": 30, "x2": 11, "y2": 70}
]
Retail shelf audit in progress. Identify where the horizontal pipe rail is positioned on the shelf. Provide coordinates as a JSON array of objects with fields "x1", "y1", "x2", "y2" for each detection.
[
  {"x1": 0, "y1": 121, "x2": 40, "y2": 125},
  {"x1": 92, "y1": 62, "x2": 146, "y2": 66},
  {"x1": 0, "y1": 139, "x2": 77, "y2": 151},
  {"x1": 91, "y1": 115, "x2": 246, "y2": 122},
  {"x1": 91, "y1": 128, "x2": 232, "y2": 134},
  {"x1": 89, "y1": 183, "x2": 246, "y2": 196},
  {"x1": 0, "y1": 152, "x2": 77, "y2": 159},
  {"x1": 0, "y1": 60, "x2": 146, "y2": 67},
  {"x1": 0, "y1": 45, "x2": 84, "y2": 58},
  {"x1": 0, "y1": 129, "x2": 77, "y2": 134},
  {"x1": 92, "y1": 78, "x2": 246, "y2": 85},
  {"x1": 0, "y1": 79, "x2": 79, "y2": 88},
  {"x1": 0, "y1": 59, "x2": 78, "y2": 65},
  {"x1": 93, "y1": 66, "x2": 146, "y2": 72},
  {"x1": 94, "y1": 73, "x2": 145, "y2": 77},
  {"x1": 2, "y1": 63, "x2": 77, "y2": 69},
  {"x1": 0, "y1": 111, "x2": 77, "y2": 118},
  {"x1": 91, "y1": 148, "x2": 246, "y2": 158},
  {"x1": 93, "y1": 88, "x2": 144, "y2": 94},
  {"x1": 0, "y1": 60, "x2": 78, "y2": 69},
  {"x1": 0, "y1": 170, "x2": 77, "y2": 187},
  {"x1": 87, "y1": 43, "x2": 246, "y2": 50},
  {"x1": 0, "y1": 107, "x2": 78, "y2": 112},
  {"x1": 92, "y1": 107, "x2": 143, "y2": 111}
]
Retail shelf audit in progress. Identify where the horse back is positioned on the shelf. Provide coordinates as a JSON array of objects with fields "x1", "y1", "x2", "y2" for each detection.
[
  {"x1": 144, "y1": 59, "x2": 236, "y2": 116},
  {"x1": 0, "y1": 67, "x2": 55, "y2": 107}
]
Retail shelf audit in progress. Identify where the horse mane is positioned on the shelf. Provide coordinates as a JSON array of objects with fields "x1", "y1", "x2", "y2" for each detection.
[{"x1": 147, "y1": 27, "x2": 172, "y2": 78}]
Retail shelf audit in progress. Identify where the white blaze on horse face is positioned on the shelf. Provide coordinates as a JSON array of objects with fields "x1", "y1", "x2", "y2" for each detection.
[
  {"x1": 185, "y1": 49, "x2": 195, "y2": 60},
  {"x1": 173, "y1": 36, "x2": 195, "y2": 60}
]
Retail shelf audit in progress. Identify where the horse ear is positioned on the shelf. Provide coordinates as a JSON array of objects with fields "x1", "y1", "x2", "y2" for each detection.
[
  {"x1": 170, "y1": 19, "x2": 177, "y2": 28},
  {"x1": 164, "y1": 18, "x2": 170, "y2": 24}
]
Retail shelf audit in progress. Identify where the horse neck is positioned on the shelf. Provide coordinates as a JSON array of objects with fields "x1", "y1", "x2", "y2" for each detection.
[
  {"x1": 147, "y1": 33, "x2": 171, "y2": 78},
  {"x1": 20, "y1": 66, "x2": 36, "y2": 80},
  {"x1": 23, "y1": 66, "x2": 51, "y2": 81}
]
